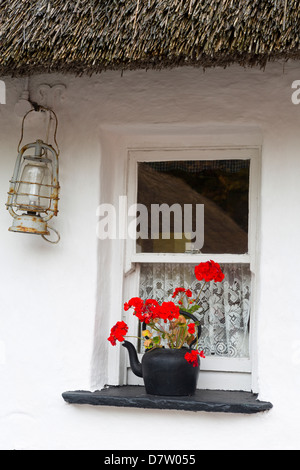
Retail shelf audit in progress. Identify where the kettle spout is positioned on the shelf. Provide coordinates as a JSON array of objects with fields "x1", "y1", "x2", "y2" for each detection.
[{"x1": 122, "y1": 341, "x2": 143, "y2": 378}]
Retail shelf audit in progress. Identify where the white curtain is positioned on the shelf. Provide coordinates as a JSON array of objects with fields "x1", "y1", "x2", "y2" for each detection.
[{"x1": 139, "y1": 263, "x2": 251, "y2": 358}]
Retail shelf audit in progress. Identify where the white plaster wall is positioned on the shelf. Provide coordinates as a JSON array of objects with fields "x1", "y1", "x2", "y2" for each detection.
[{"x1": 0, "y1": 62, "x2": 300, "y2": 449}]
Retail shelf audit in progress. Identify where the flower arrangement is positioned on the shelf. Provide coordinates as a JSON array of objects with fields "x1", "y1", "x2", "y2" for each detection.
[{"x1": 108, "y1": 260, "x2": 225, "y2": 368}]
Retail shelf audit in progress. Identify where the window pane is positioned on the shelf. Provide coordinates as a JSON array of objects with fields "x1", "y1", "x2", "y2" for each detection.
[
  {"x1": 139, "y1": 263, "x2": 251, "y2": 358},
  {"x1": 137, "y1": 160, "x2": 250, "y2": 254}
]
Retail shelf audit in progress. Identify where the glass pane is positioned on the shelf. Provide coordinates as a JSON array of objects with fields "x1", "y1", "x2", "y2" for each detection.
[
  {"x1": 137, "y1": 160, "x2": 249, "y2": 254},
  {"x1": 139, "y1": 263, "x2": 251, "y2": 358}
]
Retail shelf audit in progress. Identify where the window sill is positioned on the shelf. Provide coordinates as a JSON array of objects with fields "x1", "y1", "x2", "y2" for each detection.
[{"x1": 62, "y1": 386, "x2": 273, "y2": 414}]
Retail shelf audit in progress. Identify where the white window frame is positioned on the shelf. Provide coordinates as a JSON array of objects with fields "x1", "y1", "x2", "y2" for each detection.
[{"x1": 122, "y1": 146, "x2": 261, "y2": 392}]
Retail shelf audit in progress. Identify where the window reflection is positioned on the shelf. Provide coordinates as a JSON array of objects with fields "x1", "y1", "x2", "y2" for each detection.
[{"x1": 137, "y1": 160, "x2": 249, "y2": 254}]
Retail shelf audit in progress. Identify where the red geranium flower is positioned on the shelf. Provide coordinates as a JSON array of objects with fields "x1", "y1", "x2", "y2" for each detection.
[
  {"x1": 172, "y1": 287, "x2": 186, "y2": 298},
  {"x1": 172, "y1": 287, "x2": 193, "y2": 298},
  {"x1": 158, "y1": 301, "x2": 180, "y2": 322},
  {"x1": 124, "y1": 297, "x2": 143, "y2": 312},
  {"x1": 194, "y1": 260, "x2": 225, "y2": 283},
  {"x1": 185, "y1": 349, "x2": 205, "y2": 367},
  {"x1": 188, "y1": 323, "x2": 196, "y2": 335},
  {"x1": 124, "y1": 297, "x2": 160, "y2": 324},
  {"x1": 108, "y1": 321, "x2": 129, "y2": 346}
]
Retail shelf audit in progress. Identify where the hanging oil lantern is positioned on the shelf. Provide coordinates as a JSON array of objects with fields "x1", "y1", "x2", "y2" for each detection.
[{"x1": 6, "y1": 108, "x2": 60, "y2": 241}]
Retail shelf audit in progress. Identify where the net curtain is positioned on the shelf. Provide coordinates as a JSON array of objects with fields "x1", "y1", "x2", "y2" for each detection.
[{"x1": 139, "y1": 263, "x2": 251, "y2": 358}]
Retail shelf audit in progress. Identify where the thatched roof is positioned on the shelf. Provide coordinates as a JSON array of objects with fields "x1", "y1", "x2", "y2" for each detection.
[{"x1": 0, "y1": 0, "x2": 300, "y2": 76}]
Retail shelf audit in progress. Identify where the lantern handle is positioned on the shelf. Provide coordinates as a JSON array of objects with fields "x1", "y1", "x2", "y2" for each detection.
[
  {"x1": 41, "y1": 226, "x2": 61, "y2": 244},
  {"x1": 17, "y1": 107, "x2": 59, "y2": 156}
]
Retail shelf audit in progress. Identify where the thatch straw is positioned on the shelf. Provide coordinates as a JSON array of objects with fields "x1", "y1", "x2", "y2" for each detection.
[{"x1": 0, "y1": 0, "x2": 299, "y2": 76}]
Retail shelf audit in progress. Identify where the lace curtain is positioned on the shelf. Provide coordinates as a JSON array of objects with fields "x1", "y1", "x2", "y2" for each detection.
[{"x1": 139, "y1": 263, "x2": 251, "y2": 358}]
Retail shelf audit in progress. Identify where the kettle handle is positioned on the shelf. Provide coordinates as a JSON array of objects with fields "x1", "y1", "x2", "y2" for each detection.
[{"x1": 179, "y1": 310, "x2": 202, "y2": 349}]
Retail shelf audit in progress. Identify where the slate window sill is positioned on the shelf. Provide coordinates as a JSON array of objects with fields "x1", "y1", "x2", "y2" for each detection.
[{"x1": 62, "y1": 386, "x2": 273, "y2": 414}]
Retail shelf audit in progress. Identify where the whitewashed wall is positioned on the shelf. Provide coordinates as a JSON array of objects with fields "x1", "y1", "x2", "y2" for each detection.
[{"x1": 0, "y1": 62, "x2": 300, "y2": 450}]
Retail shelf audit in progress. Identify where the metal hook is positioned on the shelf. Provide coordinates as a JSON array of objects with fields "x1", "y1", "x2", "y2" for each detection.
[{"x1": 17, "y1": 107, "x2": 59, "y2": 156}]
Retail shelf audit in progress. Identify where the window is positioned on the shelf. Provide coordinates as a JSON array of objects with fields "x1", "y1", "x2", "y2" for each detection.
[{"x1": 124, "y1": 148, "x2": 260, "y2": 391}]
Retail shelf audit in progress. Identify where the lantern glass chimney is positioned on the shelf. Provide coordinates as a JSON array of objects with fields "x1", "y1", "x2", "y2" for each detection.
[{"x1": 16, "y1": 159, "x2": 52, "y2": 213}]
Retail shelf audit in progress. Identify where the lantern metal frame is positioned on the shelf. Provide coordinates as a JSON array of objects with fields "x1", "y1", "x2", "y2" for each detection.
[{"x1": 6, "y1": 108, "x2": 60, "y2": 239}]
